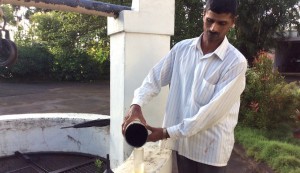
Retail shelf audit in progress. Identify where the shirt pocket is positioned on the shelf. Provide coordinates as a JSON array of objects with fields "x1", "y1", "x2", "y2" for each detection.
[{"x1": 192, "y1": 79, "x2": 216, "y2": 107}]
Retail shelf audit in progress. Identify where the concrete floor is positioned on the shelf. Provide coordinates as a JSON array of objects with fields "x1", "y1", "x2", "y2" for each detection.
[
  {"x1": 0, "y1": 81, "x2": 110, "y2": 115},
  {"x1": 0, "y1": 80, "x2": 273, "y2": 173}
]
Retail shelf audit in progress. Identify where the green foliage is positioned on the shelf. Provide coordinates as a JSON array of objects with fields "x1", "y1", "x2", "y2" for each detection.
[
  {"x1": 235, "y1": 0, "x2": 300, "y2": 63},
  {"x1": 50, "y1": 49, "x2": 104, "y2": 81},
  {"x1": 3, "y1": 1, "x2": 299, "y2": 80},
  {"x1": 172, "y1": 0, "x2": 204, "y2": 45},
  {"x1": 235, "y1": 126, "x2": 300, "y2": 173},
  {"x1": 0, "y1": 43, "x2": 53, "y2": 80},
  {"x1": 0, "y1": 5, "x2": 15, "y2": 26},
  {"x1": 30, "y1": 11, "x2": 108, "y2": 52},
  {"x1": 8, "y1": 10, "x2": 110, "y2": 81},
  {"x1": 95, "y1": 159, "x2": 104, "y2": 173},
  {"x1": 171, "y1": 0, "x2": 300, "y2": 63},
  {"x1": 0, "y1": 8, "x2": 112, "y2": 81},
  {"x1": 240, "y1": 51, "x2": 300, "y2": 129}
]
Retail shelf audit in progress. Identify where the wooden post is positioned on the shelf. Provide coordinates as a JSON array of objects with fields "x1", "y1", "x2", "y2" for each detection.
[{"x1": 1, "y1": 0, "x2": 131, "y2": 17}]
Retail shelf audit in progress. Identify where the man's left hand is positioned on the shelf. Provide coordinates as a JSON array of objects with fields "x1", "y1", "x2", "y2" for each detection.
[{"x1": 146, "y1": 125, "x2": 164, "y2": 142}]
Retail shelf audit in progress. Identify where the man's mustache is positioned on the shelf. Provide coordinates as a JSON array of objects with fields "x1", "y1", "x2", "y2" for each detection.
[{"x1": 208, "y1": 30, "x2": 219, "y2": 36}]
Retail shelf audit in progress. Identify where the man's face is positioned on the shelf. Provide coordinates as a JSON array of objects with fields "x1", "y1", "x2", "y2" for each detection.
[{"x1": 202, "y1": 10, "x2": 235, "y2": 44}]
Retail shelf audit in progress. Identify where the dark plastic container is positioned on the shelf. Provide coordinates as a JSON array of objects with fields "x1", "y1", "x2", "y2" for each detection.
[{"x1": 124, "y1": 120, "x2": 148, "y2": 147}]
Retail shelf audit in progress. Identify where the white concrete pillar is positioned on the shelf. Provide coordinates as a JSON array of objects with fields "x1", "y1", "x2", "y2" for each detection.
[{"x1": 107, "y1": 0, "x2": 175, "y2": 168}]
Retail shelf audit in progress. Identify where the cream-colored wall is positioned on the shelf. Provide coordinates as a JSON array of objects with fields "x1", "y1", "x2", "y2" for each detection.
[{"x1": 108, "y1": 0, "x2": 175, "y2": 168}]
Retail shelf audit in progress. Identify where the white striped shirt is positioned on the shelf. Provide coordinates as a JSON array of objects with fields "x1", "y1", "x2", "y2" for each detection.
[{"x1": 132, "y1": 36, "x2": 247, "y2": 166}]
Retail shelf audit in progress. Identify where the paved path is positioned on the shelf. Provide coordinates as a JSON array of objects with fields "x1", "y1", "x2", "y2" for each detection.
[
  {"x1": 0, "y1": 80, "x2": 272, "y2": 173},
  {"x1": 0, "y1": 81, "x2": 110, "y2": 115}
]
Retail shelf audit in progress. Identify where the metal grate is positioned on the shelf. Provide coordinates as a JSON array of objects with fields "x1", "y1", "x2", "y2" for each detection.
[
  {"x1": 0, "y1": 152, "x2": 105, "y2": 173},
  {"x1": 7, "y1": 166, "x2": 41, "y2": 173}
]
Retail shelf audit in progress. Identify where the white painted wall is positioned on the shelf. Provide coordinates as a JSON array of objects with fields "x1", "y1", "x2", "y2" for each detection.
[
  {"x1": 113, "y1": 142, "x2": 172, "y2": 173},
  {"x1": 108, "y1": 0, "x2": 175, "y2": 168},
  {"x1": 0, "y1": 113, "x2": 110, "y2": 158}
]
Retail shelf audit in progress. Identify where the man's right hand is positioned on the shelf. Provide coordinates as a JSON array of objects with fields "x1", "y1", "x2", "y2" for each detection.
[{"x1": 122, "y1": 104, "x2": 147, "y2": 135}]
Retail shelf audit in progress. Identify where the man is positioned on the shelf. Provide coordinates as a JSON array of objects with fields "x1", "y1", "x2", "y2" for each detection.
[{"x1": 122, "y1": 0, "x2": 247, "y2": 172}]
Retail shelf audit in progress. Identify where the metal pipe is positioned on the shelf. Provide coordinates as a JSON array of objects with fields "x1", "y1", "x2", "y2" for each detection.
[{"x1": 1, "y1": 0, "x2": 131, "y2": 18}]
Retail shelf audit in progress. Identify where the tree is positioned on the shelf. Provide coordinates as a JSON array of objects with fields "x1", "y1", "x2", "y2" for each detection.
[
  {"x1": 235, "y1": 0, "x2": 300, "y2": 64},
  {"x1": 2, "y1": 0, "x2": 131, "y2": 81},
  {"x1": 172, "y1": 0, "x2": 204, "y2": 45},
  {"x1": 172, "y1": 0, "x2": 299, "y2": 64},
  {"x1": 0, "y1": 5, "x2": 15, "y2": 26},
  {"x1": 25, "y1": 11, "x2": 110, "y2": 80},
  {"x1": 4, "y1": 0, "x2": 300, "y2": 67}
]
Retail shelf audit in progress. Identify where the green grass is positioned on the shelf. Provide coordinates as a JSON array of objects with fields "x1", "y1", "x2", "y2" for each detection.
[
  {"x1": 235, "y1": 126, "x2": 300, "y2": 173},
  {"x1": 95, "y1": 159, "x2": 104, "y2": 173}
]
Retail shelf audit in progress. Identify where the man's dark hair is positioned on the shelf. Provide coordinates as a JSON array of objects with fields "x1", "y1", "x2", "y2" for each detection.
[{"x1": 205, "y1": 0, "x2": 238, "y2": 16}]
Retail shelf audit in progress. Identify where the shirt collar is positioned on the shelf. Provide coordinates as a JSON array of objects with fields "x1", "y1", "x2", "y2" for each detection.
[{"x1": 190, "y1": 34, "x2": 229, "y2": 61}]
